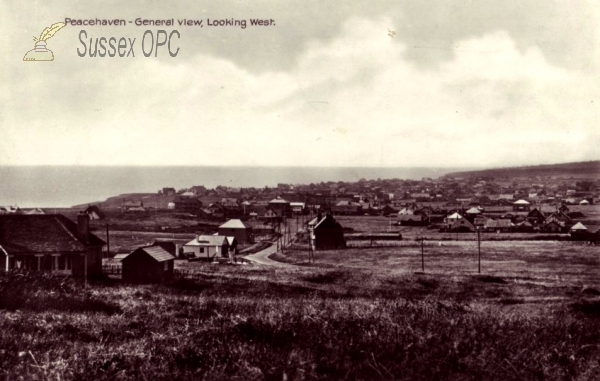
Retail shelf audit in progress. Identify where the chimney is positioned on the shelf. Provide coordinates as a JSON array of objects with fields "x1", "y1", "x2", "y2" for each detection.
[{"x1": 77, "y1": 212, "x2": 90, "y2": 244}]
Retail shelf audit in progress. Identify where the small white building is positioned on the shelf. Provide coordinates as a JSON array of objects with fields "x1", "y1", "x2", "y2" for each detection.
[{"x1": 182, "y1": 235, "x2": 236, "y2": 259}]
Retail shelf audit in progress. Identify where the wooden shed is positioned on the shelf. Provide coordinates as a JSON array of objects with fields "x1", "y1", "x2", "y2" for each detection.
[{"x1": 121, "y1": 246, "x2": 175, "y2": 283}]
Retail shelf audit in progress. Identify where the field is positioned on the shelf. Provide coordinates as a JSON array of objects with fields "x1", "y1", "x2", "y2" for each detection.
[
  {"x1": 2, "y1": 236, "x2": 600, "y2": 380},
  {"x1": 2, "y1": 210, "x2": 600, "y2": 380},
  {"x1": 335, "y1": 205, "x2": 600, "y2": 241}
]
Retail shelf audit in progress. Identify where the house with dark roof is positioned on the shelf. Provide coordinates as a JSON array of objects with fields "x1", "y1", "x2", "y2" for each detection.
[
  {"x1": 121, "y1": 246, "x2": 174, "y2": 283},
  {"x1": 484, "y1": 219, "x2": 513, "y2": 233},
  {"x1": 309, "y1": 213, "x2": 346, "y2": 250},
  {"x1": 0, "y1": 213, "x2": 105, "y2": 277},
  {"x1": 174, "y1": 196, "x2": 202, "y2": 214}
]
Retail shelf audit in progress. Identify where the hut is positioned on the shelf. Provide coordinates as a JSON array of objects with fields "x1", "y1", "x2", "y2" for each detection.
[{"x1": 121, "y1": 246, "x2": 174, "y2": 283}]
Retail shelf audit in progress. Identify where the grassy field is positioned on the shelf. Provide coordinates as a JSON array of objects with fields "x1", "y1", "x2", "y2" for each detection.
[
  {"x1": 1, "y1": 264, "x2": 600, "y2": 380},
  {"x1": 2, "y1": 215, "x2": 600, "y2": 379}
]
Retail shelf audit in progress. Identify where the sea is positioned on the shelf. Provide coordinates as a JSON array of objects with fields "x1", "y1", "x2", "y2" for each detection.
[{"x1": 0, "y1": 166, "x2": 470, "y2": 208}]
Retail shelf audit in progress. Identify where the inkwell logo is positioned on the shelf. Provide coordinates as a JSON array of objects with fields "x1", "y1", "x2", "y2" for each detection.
[{"x1": 23, "y1": 22, "x2": 66, "y2": 61}]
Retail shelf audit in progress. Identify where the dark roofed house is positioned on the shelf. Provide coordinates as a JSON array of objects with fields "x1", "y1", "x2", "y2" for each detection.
[
  {"x1": 309, "y1": 213, "x2": 346, "y2": 250},
  {"x1": 0, "y1": 213, "x2": 105, "y2": 277},
  {"x1": 121, "y1": 246, "x2": 174, "y2": 283},
  {"x1": 484, "y1": 219, "x2": 513, "y2": 233},
  {"x1": 174, "y1": 196, "x2": 202, "y2": 214}
]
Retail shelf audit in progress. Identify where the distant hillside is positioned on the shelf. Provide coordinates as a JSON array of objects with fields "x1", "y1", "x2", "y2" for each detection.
[{"x1": 442, "y1": 161, "x2": 600, "y2": 180}]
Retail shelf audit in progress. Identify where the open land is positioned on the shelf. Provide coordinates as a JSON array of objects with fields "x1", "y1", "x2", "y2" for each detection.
[{"x1": 1, "y1": 237, "x2": 600, "y2": 380}]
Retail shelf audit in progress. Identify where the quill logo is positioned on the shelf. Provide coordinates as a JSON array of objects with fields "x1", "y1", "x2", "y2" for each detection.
[{"x1": 23, "y1": 22, "x2": 66, "y2": 61}]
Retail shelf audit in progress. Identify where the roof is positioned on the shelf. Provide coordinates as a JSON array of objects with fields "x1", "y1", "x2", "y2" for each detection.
[
  {"x1": 447, "y1": 212, "x2": 463, "y2": 220},
  {"x1": 185, "y1": 235, "x2": 228, "y2": 247},
  {"x1": 514, "y1": 199, "x2": 530, "y2": 205},
  {"x1": 219, "y1": 219, "x2": 250, "y2": 229},
  {"x1": 465, "y1": 207, "x2": 481, "y2": 214},
  {"x1": 112, "y1": 253, "x2": 128, "y2": 261},
  {"x1": 570, "y1": 222, "x2": 588, "y2": 231},
  {"x1": 0, "y1": 214, "x2": 105, "y2": 254},
  {"x1": 269, "y1": 196, "x2": 290, "y2": 204},
  {"x1": 127, "y1": 246, "x2": 174, "y2": 262},
  {"x1": 485, "y1": 219, "x2": 513, "y2": 228}
]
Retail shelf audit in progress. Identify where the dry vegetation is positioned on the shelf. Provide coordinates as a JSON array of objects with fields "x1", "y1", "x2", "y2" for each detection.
[{"x1": 2, "y1": 239, "x2": 600, "y2": 381}]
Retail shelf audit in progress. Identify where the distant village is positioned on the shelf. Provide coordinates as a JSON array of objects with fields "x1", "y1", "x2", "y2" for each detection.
[
  {"x1": 119, "y1": 174, "x2": 599, "y2": 234},
  {"x1": 1, "y1": 172, "x2": 599, "y2": 283}
]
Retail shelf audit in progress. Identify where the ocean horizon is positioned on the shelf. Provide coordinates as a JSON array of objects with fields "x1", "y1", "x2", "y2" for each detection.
[{"x1": 0, "y1": 166, "x2": 472, "y2": 208}]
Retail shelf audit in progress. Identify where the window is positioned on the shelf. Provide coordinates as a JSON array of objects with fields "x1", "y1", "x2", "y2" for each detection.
[
  {"x1": 200, "y1": 248, "x2": 204, "y2": 253},
  {"x1": 164, "y1": 261, "x2": 168, "y2": 271}
]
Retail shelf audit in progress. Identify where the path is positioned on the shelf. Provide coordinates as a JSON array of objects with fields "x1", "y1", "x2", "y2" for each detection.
[
  {"x1": 244, "y1": 215, "x2": 310, "y2": 267},
  {"x1": 243, "y1": 242, "x2": 294, "y2": 267}
]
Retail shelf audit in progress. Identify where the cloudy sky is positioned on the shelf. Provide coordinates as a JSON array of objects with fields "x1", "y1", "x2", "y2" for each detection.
[{"x1": 1, "y1": 0, "x2": 598, "y2": 168}]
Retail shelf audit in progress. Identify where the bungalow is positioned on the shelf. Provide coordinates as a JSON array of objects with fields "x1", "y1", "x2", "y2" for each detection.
[
  {"x1": 121, "y1": 246, "x2": 174, "y2": 283},
  {"x1": 484, "y1": 219, "x2": 513, "y2": 233},
  {"x1": 182, "y1": 235, "x2": 234, "y2": 259},
  {"x1": 0, "y1": 213, "x2": 105, "y2": 277}
]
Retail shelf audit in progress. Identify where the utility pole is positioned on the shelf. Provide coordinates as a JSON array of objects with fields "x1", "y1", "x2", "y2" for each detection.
[
  {"x1": 477, "y1": 227, "x2": 481, "y2": 274},
  {"x1": 421, "y1": 238, "x2": 424, "y2": 272},
  {"x1": 106, "y1": 224, "x2": 110, "y2": 258}
]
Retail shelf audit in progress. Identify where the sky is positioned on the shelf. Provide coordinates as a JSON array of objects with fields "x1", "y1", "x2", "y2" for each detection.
[{"x1": 0, "y1": 0, "x2": 599, "y2": 169}]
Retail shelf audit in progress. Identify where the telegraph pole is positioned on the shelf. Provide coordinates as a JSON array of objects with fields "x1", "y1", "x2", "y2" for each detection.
[
  {"x1": 421, "y1": 238, "x2": 424, "y2": 272},
  {"x1": 477, "y1": 227, "x2": 481, "y2": 274}
]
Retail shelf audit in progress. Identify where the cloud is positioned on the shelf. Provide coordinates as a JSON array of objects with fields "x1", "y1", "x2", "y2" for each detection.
[{"x1": 0, "y1": 15, "x2": 598, "y2": 168}]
